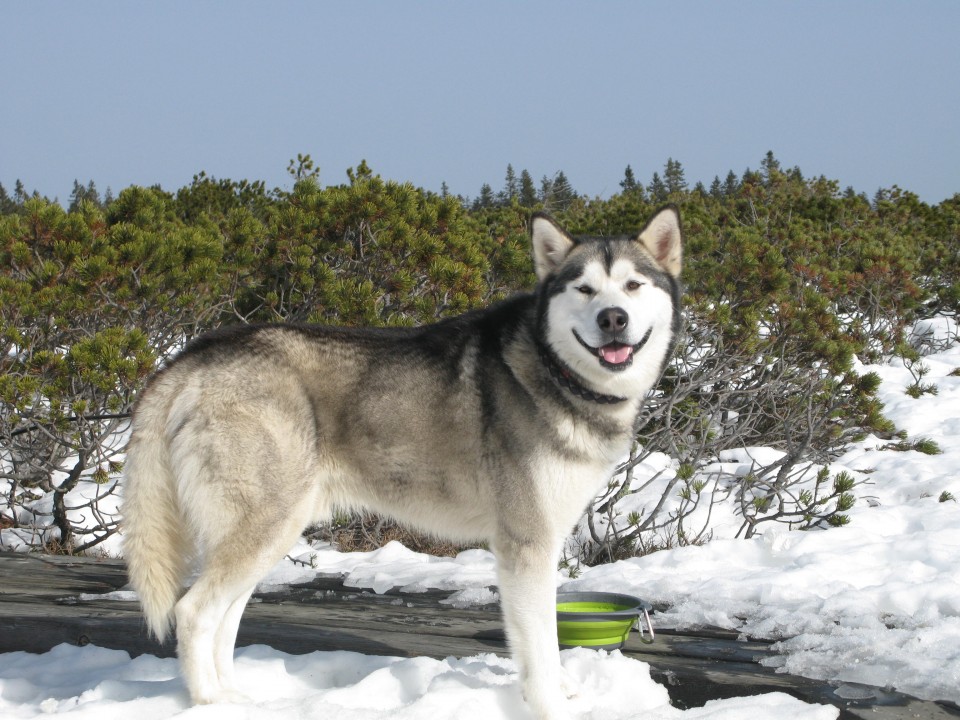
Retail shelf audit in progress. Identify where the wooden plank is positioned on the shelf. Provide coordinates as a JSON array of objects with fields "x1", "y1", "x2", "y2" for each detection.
[
  {"x1": 0, "y1": 551, "x2": 129, "y2": 598},
  {"x1": 1, "y1": 552, "x2": 958, "y2": 720}
]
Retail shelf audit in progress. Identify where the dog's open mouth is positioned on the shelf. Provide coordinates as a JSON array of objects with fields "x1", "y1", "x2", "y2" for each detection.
[
  {"x1": 599, "y1": 343, "x2": 634, "y2": 366},
  {"x1": 574, "y1": 327, "x2": 652, "y2": 371}
]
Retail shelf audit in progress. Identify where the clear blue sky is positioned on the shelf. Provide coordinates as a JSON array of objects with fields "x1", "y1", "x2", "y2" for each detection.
[{"x1": 2, "y1": 1, "x2": 958, "y2": 205}]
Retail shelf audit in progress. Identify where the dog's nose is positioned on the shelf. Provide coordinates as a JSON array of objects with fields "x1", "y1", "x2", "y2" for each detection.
[{"x1": 597, "y1": 307, "x2": 629, "y2": 334}]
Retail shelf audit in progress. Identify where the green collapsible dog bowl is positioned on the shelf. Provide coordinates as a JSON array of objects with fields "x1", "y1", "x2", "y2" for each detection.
[{"x1": 556, "y1": 591, "x2": 654, "y2": 650}]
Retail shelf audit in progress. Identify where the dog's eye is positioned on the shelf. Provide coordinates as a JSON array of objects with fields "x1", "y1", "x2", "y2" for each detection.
[
  {"x1": 626, "y1": 280, "x2": 645, "y2": 291},
  {"x1": 576, "y1": 285, "x2": 594, "y2": 295}
]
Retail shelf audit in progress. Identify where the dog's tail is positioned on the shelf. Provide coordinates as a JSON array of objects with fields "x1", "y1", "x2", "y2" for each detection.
[{"x1": 122, "y1": 397, "x2": 190, "y2": 644}]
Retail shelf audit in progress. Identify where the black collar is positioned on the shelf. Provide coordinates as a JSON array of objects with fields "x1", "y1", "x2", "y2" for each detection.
[{"x1": 536, "y1": 341, "x2": 628, "y2": 405}]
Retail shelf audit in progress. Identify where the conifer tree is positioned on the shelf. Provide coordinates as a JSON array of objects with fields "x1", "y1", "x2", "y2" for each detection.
[
  {"x1": 539, "y1": 175, "x2": 553, "y2": 204},
  {"x1": 346, "y1": 159, "x2": 375, "y2": 184},
  {"x1": 664, "y1": 158, "x2": 688, "y2": 195},
  {"x1": 761, "y1": 150, "x2": 781, "y2": 184},
  {"x1": 709, "y1": 175, "x2": 723, "y2": 198},
  {"x1": 0, "y1": 183, "x2": 16, "y2": 214},
  {"x1": 503, "y1": 164, "x2": 519, "y2": 201},
  {"x1": 472, "y1": 183, "x2": 495, "y2": 210},
  {"x1": 287, "y1": 153, "x2": 320, "y2": 181},
  {"x1": 741, "y1": 167, "x2": 763, "y2": 187},
  {"x1": 620, "y1": 165, "x2": 638, "y2": 193},
  {"x1": 1, "y1": 189, "x2": 223, "y2": 550},
  {"x1": 722, "y1": 170, "x2": 739, "y2": 196},
  {"x1": 550, "y1": 171, "x2": 577, "y2": 210},
  {"x1": 519, "y1": 170, "x2": 537, "y2": 207},
  {"x1": 648, "y1": 171, "x2": 668, "y2": 202},
  {"x1": 68, "y1": 180, "x2": 101, "y2": 212}
]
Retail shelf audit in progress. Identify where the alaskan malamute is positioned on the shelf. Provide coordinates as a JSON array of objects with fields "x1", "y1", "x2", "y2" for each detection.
[{"x1": 123, "y1": 207, "x2": 682, "y2": 719}]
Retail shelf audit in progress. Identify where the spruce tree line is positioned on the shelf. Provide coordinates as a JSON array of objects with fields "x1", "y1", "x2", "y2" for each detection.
[
  {"x1": 468, "y1": 165, "x2": 576, "y2": 212},
  {"x1": 1, "y1": 153, "x2": 958, "y2": 556}
]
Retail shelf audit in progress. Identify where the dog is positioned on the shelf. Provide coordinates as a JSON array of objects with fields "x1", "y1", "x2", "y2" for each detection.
[{"x1": 122, "y1": 207, "x2": 682, "y2": 719}]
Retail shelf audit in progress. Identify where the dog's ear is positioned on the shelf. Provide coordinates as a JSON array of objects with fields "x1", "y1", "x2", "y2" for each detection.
[
  {"x1": 637, "y1": 206, "x2": 682, "y2": 278},
  {"x1": 530, "y1": 212, "x2": 576, "y2": 282}
]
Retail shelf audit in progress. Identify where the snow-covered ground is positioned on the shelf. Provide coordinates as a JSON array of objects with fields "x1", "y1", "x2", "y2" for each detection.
[{"x1": 1, "y1": 322, "x2": 959, "y2": 718}]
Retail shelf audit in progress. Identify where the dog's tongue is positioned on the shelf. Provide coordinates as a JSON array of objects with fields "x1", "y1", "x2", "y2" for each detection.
[{"x1": 600, "y1": 343, "x2": 632, "y2": 365}]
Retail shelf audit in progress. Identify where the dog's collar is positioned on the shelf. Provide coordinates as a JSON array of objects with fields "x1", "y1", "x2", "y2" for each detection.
[{"x1": 536, "y1": 341, "x2": 628, "y2": 405}]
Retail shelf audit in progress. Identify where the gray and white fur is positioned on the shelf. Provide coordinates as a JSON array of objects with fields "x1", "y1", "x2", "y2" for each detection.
[{"x1": 122, "y1": 207, "x2": 683, "y2": 719}]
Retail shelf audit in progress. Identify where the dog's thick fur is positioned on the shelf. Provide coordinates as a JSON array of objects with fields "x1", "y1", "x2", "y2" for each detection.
[{"x1": 123, "y1": 208, "x2": 682, "y2": 719}]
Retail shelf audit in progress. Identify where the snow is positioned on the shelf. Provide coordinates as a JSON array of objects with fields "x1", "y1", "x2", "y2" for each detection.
[
  {"x1": 2, "y1": 321, "x2": 959, "y2": 718},
  {"x1": 0, "y1": 643, "x2": 837, "y2": 720},
  {"x1": 565, "y1": 503, "x2": 960, "y2": 700}
]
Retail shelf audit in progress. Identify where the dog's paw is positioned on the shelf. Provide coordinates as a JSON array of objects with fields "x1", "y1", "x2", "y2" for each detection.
[
  {"x1": 523, "y1": 685, "x2": 575, "y2": 720},
  {"x1": 559, "y1": 667, "x2": 580, "y2": 700},
  {"x1": 535, "y1": 699, "x2": 575, "y2": 720},
  {"x1": 194, "y1": 688, "x2": 252, "y2": 705}
]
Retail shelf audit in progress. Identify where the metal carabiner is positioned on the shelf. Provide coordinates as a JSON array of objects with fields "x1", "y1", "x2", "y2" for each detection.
[{"x1": 635, "y1": 608, "x2": 656, "y2": 644}]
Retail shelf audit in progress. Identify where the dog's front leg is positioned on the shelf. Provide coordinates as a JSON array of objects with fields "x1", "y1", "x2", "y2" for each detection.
[{"x1": 496, "y1": 537, "x2": 572, "y2": 720}]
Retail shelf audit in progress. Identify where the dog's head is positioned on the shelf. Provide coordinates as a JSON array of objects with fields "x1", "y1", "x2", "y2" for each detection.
[{"x1": 530, "y1": 207, "x2": 682, "y2": 399}]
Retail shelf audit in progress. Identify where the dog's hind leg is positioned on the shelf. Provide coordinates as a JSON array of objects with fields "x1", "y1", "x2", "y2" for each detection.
[
  {"x1": 212, "y1": 583, "x2": 257, "y2": 694},
  {"x1": 169, "y1": 396, "x2": 323, "y2": 704},
  {"x1": 173, "y1": 448, "x2": 320, "y2": 701},
  {"x1": 174, "y1": 506, "x2": 313, "y2": 704},
  {"x1": 175, "y1": 553, "x2": 269, "y2": 703},
  {"x1": 175, "y1": 568, "x2": 253, "y2": 704}
]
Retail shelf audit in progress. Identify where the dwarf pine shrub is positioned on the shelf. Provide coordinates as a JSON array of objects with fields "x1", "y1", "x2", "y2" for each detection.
[{"x1": 2, "y1": 154, "x2": 957, "y2": 556}]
